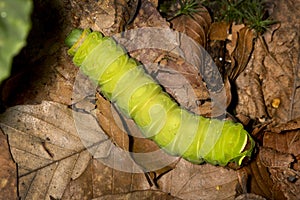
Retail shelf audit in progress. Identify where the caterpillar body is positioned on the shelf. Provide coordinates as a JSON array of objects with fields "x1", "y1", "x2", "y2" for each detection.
[{"x1": 66, "y1": 28, "x2": 254, "y2": 166}]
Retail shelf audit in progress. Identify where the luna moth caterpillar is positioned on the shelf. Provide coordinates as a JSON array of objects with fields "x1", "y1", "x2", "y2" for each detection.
[{"x1": 65, "y1": 28, "x2": 255, "y2": 166}]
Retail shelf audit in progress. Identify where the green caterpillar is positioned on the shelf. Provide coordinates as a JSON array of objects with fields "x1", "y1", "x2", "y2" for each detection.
[{"x1": 65, "y1": 28, "x2": 255, "y2": 166}]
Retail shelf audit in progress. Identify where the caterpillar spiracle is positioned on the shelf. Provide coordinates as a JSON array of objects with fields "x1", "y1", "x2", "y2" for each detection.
[{"x1": 65, "y1": 28, "x2": 255, "y2": 166}]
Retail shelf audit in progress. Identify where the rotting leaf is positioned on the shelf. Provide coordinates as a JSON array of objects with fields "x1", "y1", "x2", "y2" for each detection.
[{"x1": 0, "y1": 129, "x2": 18, "y2": 199}]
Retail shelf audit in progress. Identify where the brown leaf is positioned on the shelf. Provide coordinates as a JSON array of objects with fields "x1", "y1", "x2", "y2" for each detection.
[
  {"x1": 259, "y1": 147, "x2": 294, "y2": 168},
  {"x1": 227, "y1": 26, "x2": 255, "y2": 81},
  {"x1": 158, "y1": 159, "x2": 242, "y2": 200},
  {"x1": 151, "y1": 53, "x2": 212, "y2": 115},
  {"x1": 0, "y1": 129, "x2": 18, "y2": 199},
  {"x1": 69, "y1": 0, "x2": 136, "y2": 35},
  {"x1": 235, "y1": 193, "x2": 266, "y2": 200},
  {"x1": 94, "y1": 190, "x2": 181, "y2": 200},
  {"x1": 63, "y1": 159, "x2": 151, "y2": 199},
  {"x1": 249, "y1": 70, "x2": 269, "y2": 121},
  {"x1": 235, "y1": 35, "x2": 268, "y2": 121},
  {"x1": 242, "y1": 153, "x2": 286, "y2": 199},
  {"x1": 0, "y1": 101, "x2": 96, "y2": 199},
  {"x1": 259, "y1": 146, "x2": 300, "y2": 200},
  {"x1": 236, "y1": 0, "x2": 300, "y2": 124},
  {"x1": 289, "y1": 49, "x2": 300, "y2": 120},
  {"x1": 236, "y1": 19, "x2": 300, "y2": 194},
  {"x1": 269, "y1": 117, "x2": 300, "y2": 133},
  {"x1": 263, "y1": 131, "x2": 300, "y2": 159},
  {"x1": 130, "y1": 0, "x2": 170, "y2": 29},
  {"x1": 62, "y1": 159, "x2": 94, "y2": 200},
  {"x1": 243, "y1": 125, "x2": 300, "y2": 200},
  {"x1": 171, "y1": 5, "x2": 211, "y2": 47},
  {"x1": 227, "y1": 24, "x2": 246, "y2": 56},
  {"x1": 96, "y1": 93, "x2": 130, "y2": 151},
  {"x1": 208, "y1": 21, "x2": 231, "y2": 41}
]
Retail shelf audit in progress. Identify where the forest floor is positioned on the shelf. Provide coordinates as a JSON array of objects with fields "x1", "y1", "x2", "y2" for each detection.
[{"x1": 0, "y1": 0, "x2": 299, "y2": 199}]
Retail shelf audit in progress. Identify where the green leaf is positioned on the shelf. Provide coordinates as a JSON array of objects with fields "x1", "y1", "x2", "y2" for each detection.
[{"x1": 0, "y1": 0, "x2": 32, "y2": 83}]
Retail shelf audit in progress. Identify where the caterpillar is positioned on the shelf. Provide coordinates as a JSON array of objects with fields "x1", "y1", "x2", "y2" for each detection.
[{"x1": 65, "y1": 28, "x2": 255, "y2": 166}]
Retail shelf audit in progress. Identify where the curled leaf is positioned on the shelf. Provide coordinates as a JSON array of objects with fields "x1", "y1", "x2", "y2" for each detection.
[
  {"x1": 170, "y1": 3, "x2": 211, "y2": 47},
  {"x1": 227, "y1": 26, "x2": 255, "y2": 80}
]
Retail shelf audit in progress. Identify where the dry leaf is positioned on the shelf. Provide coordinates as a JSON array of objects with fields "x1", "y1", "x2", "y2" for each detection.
[
  {"x1": 259, "y1": 146, "x2": 300, "y2": 200},
  {"x1": 227, "y1": 26, "x2": 255, "y2": 81},
  {"x1": 69, "y1": 0, "x2": 137, "y2": 35},
  {"x1": 0, "y1": 101, "x2": 97, "y2": 199},
  {"x1": 96, "y1": 93, "x2": 130, "y2": 151},
  {"x1": 242, "y1": 122, "x2": 300, "y2": 200},
  {"x1": 235, "y1": 193, "x2": 266, "y2": 200},
  {"x1": 263, "y1": 131, "x2": 299, "y2": 162},
  {"x1": 0, "y1": 129, "x2": 18, "y2": 199},
  {"x1": 94, "y1": 190, "x2": 181, "y2": 200},
  {"x1": 289, "y1": 49, "x2": 300, "y2": 120},
  {"x1": 234, "y1": 2, "x2": 300, "y2": 197},
  {"x1": 130, "y1": 0, "x2": 170, "y2": 29},
  {"x1": 62, "y1": 158, "x2": 152, "y2": 199},
  {"x1": 208, "y1": 21, "x2": 231, "y2": 41},
  {"x1": 6, "y1": 1, "x2": 300, "y2": 199},
  {"x1": 158, "y1": 159, "x2": 242, "y2": 200},
  {"x1": 269, "y1": 116, "x2": 300, "y2": 133},
  {"x1": 227, "y1": 24, "x2": 246, "y2": 56},
  {"x1": 242, "y1": 153, "x2": 286, "y2": 199},
  {"x1": 235, "y1": 37, "x2": 268, "y2": 121},
  {"x1": 236, "y1": 0, "x2": 300, "y2": 124},
  {"x1": 170, "y1": 4, "x2": 211, "y2": 47}
]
